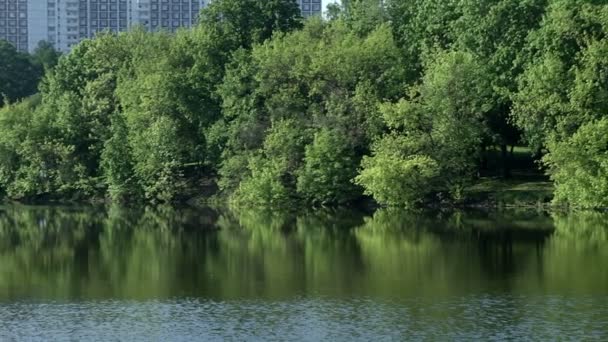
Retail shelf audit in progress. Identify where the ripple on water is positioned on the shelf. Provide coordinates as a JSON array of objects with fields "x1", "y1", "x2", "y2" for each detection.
[{"x1": 0, "y1": 295, "x2": 607, "y2": 341}]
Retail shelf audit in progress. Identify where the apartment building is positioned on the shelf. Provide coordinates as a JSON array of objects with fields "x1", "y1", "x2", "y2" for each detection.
[
  {"x1": 0, "y1": 0, "x2": 29, "y2": 52},
  {"x1": 1, "y1": 0, "x2": 323, "y2": 53},
  {"x1": 137, "y1": 0, "x2": 206, "y2": 32},
  {"x1": 298, "y1": 0, "x2": 322, "y2": 17}
]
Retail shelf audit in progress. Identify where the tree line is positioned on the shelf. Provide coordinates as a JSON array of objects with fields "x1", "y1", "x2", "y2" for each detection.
[{"x1": 0, "y1": 0, "x2": 607, "y2": 208}]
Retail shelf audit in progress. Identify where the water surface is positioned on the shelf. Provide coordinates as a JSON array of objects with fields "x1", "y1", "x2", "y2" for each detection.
[{"x1": 0, "y1": 205, "x2": 606, "y2": 340}]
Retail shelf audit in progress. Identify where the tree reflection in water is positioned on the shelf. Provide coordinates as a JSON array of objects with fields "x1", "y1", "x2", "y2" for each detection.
[{"x1": 0, "y1": 205, "x2": 605, "y2": 301}]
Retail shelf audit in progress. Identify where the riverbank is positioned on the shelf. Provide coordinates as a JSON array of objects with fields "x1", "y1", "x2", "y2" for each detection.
[
  {"x1": 2, "y1": 171, "x2": 557, "y2": 210},
  {"x1": 465, "y1": 174, "x2": 553, "y2": 209},
  {"x1": 461, "y1": 145, "x2": 553, "y2": 209},
  {"x1": 0, "y1": 146, "x2": 556, "y2": 210}
]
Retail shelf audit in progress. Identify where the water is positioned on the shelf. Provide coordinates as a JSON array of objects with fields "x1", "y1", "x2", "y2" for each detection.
[{"x1": 0, "y1": 205, "x2": 606, "y2": 340}]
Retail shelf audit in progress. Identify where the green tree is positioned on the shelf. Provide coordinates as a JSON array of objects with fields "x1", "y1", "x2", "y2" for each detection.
[
  {"x1": 101, "y1": 113, "x2": 137, "y2": 202},
  {"x1": 357, "y1": 51, "x2": 493, "y2": 205},
  {"x1": 217, "y1": 19, "x2": 404, "y2": 204},
  {"x1": 199, "y1": 0, "x2": 302, "y2": 50},
  {"x1": 0, "y1": 95, "x2": 89, "y2": 200},
  {"x1": 297, "y1": 128, "x2": 360, "y2": 204},
  {"x1": 231, "y1": 119, "x2": 307, "y2": 205},
  {"x1": 342, "y1": 0, "x2": 388, "y2": 36},
  {"x1": 36, "y1": 32, "x2": 150, "y2": 199},
  {"x1": 544, "y1": 118, "x2": 608, "y2": 209},
  {"x1": 453, "y1": 0, "x2": 547, "y2": 175},
  {"x1": 508, "y1": 0, "x2": 608, "y2": 208},
  {"x1": 0, "y1": 40, "x2": 41, "y2": 106},
  {"x1": 114, "y1": 32, "x2": 198, "y2": 202},
  {"x1": 0, "y1": 96, "x2": 38, "y2": 197},
  {"x1": 512, "y1": 0, "x2": 608, "y2": 149},
  {"x1": 30, "y1": 40, "x2": 61, "y2": 71},
  {"x1": 355, "y1": 135, "x2": 440, "y2": 207},
  {"x1": 387, "y1": 0, "x2": 461, "y2": 81}
]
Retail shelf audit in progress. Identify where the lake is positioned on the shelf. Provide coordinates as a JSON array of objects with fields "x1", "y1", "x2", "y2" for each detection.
[{"x1": 0, "y1": 205, "x2": 606, "y2": 340}]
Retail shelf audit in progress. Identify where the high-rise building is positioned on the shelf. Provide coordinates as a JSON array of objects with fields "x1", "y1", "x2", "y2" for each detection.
[
  {"x1": 298, "y1": 0, "x2": 322, "y2": 17},
  {"x1": 49, "y1": 0, "x2": 138, "y2": 51},
  {"x1": 0, "y1": 0, "x2": 29, "y2": 52},
  {"x1": 137, "y1": 0, "x2": 206, "y2": 32},
  {"x1": 1, "y1": 0, "x2": 323, "y2": 53}
]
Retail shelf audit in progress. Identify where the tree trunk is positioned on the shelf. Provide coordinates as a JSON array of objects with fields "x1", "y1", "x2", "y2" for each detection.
[
  {"x1": 478, "y1": 145, "x2": 488, "y2": 178},
  {"x1": 501, "y1": 144, "x2": 511, "y2": 179}
]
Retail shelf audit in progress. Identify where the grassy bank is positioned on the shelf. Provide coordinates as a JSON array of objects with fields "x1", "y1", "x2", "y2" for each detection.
[
  {"x1": 466, "y1": 146, "x2": 553, "y2": 208},
  {"x1": 467, "y1": 176, "x2": 553, "y2": 208}
]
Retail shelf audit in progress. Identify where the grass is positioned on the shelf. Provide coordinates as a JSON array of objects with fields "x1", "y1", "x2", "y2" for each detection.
[{"x1": 467, "y1": 176, "x2": 554, "y2": 207}]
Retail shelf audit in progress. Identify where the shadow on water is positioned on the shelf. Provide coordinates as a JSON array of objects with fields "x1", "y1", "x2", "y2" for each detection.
[{"x1": 0, "y1": 205, "x2": 606, "y2": 301}]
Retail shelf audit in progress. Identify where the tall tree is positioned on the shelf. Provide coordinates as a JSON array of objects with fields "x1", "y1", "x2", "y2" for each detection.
[
  {"x1": 198, "y1": 0, "x2": 302, "y2": 50},
  {"x1": 510, "y1": 0, "x2": 608, "y2": 208},
  {"x1": 356, "y1": 51, "x2": 494, "y2": 205},
  {"x1": 30, "y1": 40, "x2": 61, "y2": 71},
  {"x1": 0, "y1": 40, "x2": 41, "y2": 106},
  {"x1": 215, "y1": 19, "x2": 405, "y2": 205}
]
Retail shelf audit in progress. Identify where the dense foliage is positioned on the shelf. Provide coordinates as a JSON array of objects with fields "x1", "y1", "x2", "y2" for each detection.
[
  {"x1": 0, "y1": 0, "x2": 607, "y2": 208},
  {"x1": 0, "y1": 40, "x2": 60, "y2": 106}
]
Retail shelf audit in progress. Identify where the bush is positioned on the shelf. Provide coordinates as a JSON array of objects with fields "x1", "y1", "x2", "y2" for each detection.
[
  {"x1": 544, "y1": 118, "x2": 608, "y2": 209},
  {"x1": 355, "y1": 135, "x2": 440, "y2": 207},
  {"x1": 297, "y1": 129, "x2": 360, "y2": 204},
  {"x1": 233, "y1": 156, "x2": 291, "y2": 206}
]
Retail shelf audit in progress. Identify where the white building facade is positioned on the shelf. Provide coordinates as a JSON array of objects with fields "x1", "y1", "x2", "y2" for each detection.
[{"x1": 1, "y1": 0, "x2": 322, "y2": 53}]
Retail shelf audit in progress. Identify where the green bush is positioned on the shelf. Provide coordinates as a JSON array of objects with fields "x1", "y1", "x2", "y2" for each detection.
[
  {"x1": 297, "y1": 129, "x2": 360, "y2": 204},
  {"x1": 544, "y1": 118, "x2": 608, "y2": 209},
  {"x1": 233, "y1": 156, "x2": 291, "y2": 206},
  {"x1": 355, "y1": 152, "x2": 439, "y2": 207}
]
